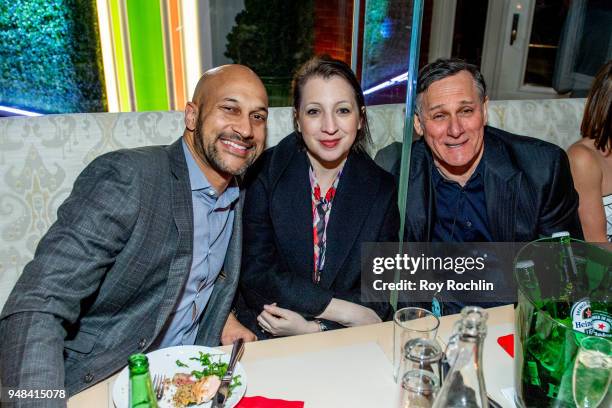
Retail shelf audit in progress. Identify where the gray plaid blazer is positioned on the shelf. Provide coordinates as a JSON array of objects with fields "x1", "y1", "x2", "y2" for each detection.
[{"x1": 0, "y1": 138, "x2": 242, "y2": 401}]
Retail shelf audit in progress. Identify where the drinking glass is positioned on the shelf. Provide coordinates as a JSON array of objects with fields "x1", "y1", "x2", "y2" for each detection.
[
  {"x1": 573, "y1": 336, "x2": 612, "y2": 408},
  {"x1": 394, "y1": 307, "x2": 440, "y2": 382},
  {"x1": 398, "y1": 369, "x2": 440, "y2": 408},
  {"x1": 401, "y1": 338, "x2": 444, "y2": 384}
]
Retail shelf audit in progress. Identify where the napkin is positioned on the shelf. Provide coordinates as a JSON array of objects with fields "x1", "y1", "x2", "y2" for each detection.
[
  {"x1": 497, "y1": 334, "x2": 514, "y2": 358},
  {"x1": 236, "y1": 396, "x2": 304, "y2": 408}
]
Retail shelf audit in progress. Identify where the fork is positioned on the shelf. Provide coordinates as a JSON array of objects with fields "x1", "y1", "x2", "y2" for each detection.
[{"x1": 153, "y1": 374, "x2": 166, "y2": 400}]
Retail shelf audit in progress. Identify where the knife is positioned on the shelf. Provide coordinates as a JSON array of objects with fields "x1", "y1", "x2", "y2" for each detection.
[{"x1": 212, "y1": 338, "x2": 245, "y2": 408}]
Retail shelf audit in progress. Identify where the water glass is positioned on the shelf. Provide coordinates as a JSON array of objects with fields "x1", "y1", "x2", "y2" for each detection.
[
  {"x1": 394, "y1": 307, "x2": 440, "y2": 382},
  {"x1": 401, "y1": 338, "x2": 444, "y2": 383},
  {"x1": 573, "y1": 336, "x2": 612, "y2": 408},
  {"x1": 398, "y1": 369, "x2": 440, "y2": 408}
]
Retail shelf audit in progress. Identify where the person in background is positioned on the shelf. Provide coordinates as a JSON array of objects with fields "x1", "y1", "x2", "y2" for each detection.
[
  {"x1": 0, "y1": 65, "x2": 266, "y2": 402},
  {"x1": 567, "y1": 60, "x2": 612, "y2": 242},
  {"x1": 236, "y1": 55, "x2": 399, "y2": 338}
]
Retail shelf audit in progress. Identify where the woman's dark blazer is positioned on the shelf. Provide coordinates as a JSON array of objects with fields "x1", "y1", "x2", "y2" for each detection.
[{"x1": 236, "y1": 133, "x2": 399, "y2": 336}]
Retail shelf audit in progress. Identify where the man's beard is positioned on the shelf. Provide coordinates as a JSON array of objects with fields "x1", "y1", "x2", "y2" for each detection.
[{"x1": 192, "y1": 123, "x2": 257, "y2": 177}]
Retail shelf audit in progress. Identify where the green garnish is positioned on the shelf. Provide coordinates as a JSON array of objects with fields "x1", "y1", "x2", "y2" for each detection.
[
  {"x1": 175, "y1": 359, "x2": 188, "y2": 367},
  {"x1": 190, "y1": 351, "x2": 229, "y2": 379},
  {"x1": 186, "y1": 351, "x2": 242, "y2": 396},
  {"x1": 230, "y1": 375, "x2": 242, "y2": 391}
]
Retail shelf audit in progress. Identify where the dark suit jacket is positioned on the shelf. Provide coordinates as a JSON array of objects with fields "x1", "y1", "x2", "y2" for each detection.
[
  {"x1": 236, "y1": 133, "x2": 399, "y2": 336},
  {"x1": 376, "y1": 126, "x2": 583, "y2": 241},
  {"x1": 0, "y1": 139, "x2": 242, "y2": 400}
]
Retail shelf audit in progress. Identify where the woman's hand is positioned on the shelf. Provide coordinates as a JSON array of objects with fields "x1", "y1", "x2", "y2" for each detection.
[
  {"x1": 317, "y1": 298, "x2": 382, "y2": 327},
  {"x1": 257, "y1": 304, "x2": 320, "y2": 336}
]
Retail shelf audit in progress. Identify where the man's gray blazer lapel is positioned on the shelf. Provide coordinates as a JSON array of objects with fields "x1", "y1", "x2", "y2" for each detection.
[{"x1": 154, "y1": 139, "x2": 194, "y2": 334}]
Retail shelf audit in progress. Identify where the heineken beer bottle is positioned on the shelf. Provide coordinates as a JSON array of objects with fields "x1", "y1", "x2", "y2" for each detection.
[
  {"x1": 515, "y1": 260, "x2": 541, "y2": 306},
  {"x1": 516, "y1": 235, "x2": 611, "y2": 406},
  {"x1": 552, "y1": 232, "x2": 592, "y2": 335},
  {"x1": 129, "y1": 353, "x2": 158, "y2": 408},
  {"x1": 590, "y1": 270, "x2": 611, "y2": 337}
]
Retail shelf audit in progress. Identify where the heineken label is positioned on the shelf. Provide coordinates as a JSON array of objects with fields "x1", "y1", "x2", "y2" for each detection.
[
  {"x1": 591, "y1": 311, "x2": 612, "y2": 337},
  {"x1": 570, "y1": 298, "x2": 593, "y2": 334}
]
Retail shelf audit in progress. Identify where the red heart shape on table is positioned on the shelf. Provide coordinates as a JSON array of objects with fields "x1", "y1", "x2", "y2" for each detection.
[
  {"x1": 236, "y1": 396, "x2": 305, "y2": 408},
  {"x1": 497, "y1": 334, "x2": 514, "y2": 358}
]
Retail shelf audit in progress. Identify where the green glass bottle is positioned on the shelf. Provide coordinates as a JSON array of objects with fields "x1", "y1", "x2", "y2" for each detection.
[
  {"x1": 516, "y1": 260, "x2": 541, "y2": 305},
  {"x1": 590, "y1": 270, "x2": 612, "y2": 337},
  {"x1": 128, "y1": 354, "x2": 159, "y2": 408},
  {"x1": 551, "y1": 231, "x2": 592, "y2": 335}
]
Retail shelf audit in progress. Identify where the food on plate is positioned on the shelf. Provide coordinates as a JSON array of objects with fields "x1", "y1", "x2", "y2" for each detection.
[
  {"x1": 172, "y1": 373, "x2": 221, "y2": 407},
  {"x1": 172, "y1": 373, "x2": 194, "y2": 386},
  {"x1": 165, "y1": 352, "x2": 242, "y2": 407}
]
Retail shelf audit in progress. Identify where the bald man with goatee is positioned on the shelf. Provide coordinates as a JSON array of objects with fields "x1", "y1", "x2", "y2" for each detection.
[{"x1": 0, "y1": 65, "x2": 268, "y2": 403}]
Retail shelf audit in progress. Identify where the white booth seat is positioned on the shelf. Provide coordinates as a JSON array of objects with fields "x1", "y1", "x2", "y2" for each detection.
[{"x1": 0, "y1": 98, "x2": 585, "y2": 310}]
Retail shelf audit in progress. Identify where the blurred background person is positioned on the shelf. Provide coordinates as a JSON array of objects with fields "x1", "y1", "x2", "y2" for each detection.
[
  {"x1": 236, "y1": 56, "x2": 398, "y2": 338},
  {"x1": 568, "y1": 60, "x2": 612, "y2": 242}
]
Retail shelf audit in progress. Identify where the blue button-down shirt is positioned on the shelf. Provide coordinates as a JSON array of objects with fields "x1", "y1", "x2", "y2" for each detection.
[
  {"x1": 430, "y1": 159, "x2": 500, "y2": 316},
  {"x1": 432, "y1": 160, "x2": 493, "y2": 243},
  {"x1": 156, "y1": 141, "x2": 239, "y2": 347}
]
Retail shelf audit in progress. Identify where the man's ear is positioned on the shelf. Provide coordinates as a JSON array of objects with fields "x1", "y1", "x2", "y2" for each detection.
[
  {"x1": 482, "y1": 96, "x2": 489, "y2": 125},
  {"x1": 413, "y1": 114, "x2": 424, "y2": 136},
  {"x1": 185, "y1": 102, "x2": 198, "y2": 131}
]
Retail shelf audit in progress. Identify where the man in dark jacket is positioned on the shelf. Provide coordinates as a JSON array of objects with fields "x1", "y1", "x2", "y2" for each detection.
[
  {"x1": 378, "y1": 58, "x2": 582, "y2": 242},
  {"x1": 376, "y1": 58, "x2": 582, "y2": 315}
]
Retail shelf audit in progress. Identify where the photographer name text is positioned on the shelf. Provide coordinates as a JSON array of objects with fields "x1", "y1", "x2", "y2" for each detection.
[{"x1": 372, "y1": 279, "x2": 494, "y2": 292}]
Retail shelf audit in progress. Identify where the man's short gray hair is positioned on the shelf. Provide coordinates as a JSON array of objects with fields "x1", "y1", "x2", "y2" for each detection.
[{"x1": 415, "y1": 58, "x2": 487, "y2": 118}]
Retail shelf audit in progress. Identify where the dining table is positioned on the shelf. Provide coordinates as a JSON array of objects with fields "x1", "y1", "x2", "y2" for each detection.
[{"x1": 67, "y1": 304, "x2": 516, "y2": 408}]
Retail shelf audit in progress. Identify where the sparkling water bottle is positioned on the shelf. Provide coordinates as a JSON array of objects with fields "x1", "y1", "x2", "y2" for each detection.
[{"x1": 432, "y1": 306, "x2": 488, "y2": 408}]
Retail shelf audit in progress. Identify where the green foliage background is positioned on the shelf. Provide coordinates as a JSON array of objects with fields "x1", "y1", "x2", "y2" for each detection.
[
  {"x1": 0, "y1": 0, "x2": 106, "y2": 113},
  {"x1": 225, "y1": 0, "x2": 314, "y2": 76},
  {"x1": 364, "y1": 0, "x2": 388, "y2": 57},
  {"x1": 361, "y1": 0, "x2": 389, "y2": 88},
  {"x1": 225, "y1": 0, "x2": 314, "y2": 106}
]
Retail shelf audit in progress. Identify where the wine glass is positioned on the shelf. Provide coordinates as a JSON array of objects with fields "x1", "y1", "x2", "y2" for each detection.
[{"x1": 573, "y1": 336, "x2": 612, "y2": 408}]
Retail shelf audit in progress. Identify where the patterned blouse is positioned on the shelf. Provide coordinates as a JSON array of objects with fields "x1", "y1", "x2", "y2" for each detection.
[{"x1": 309, "y1": 164, "x2": 343, "y2": 284}]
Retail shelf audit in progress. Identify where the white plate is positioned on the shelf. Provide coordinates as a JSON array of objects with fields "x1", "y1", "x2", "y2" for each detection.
[{"x1": 112, "y1": 345, "x2": 247, "y2": 408}]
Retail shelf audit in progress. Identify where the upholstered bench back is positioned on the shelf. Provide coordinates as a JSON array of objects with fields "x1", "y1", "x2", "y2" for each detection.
[{"x1": 0, "y1": 98, "x2": 585, "y2": 310}]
